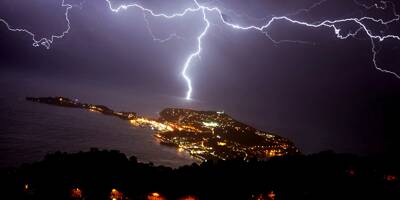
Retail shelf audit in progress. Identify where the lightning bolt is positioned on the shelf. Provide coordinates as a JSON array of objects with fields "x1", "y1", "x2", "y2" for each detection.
[
  {"x1": 142, "y1": 12, "x2": 184, "y2": 43},
  {"x1": 1, "y1": 0, "x2": 400, "y2": 100},
  {"x1": 181, "y1": 2, "x2": 210, "y2": 100},
  {"x1": 0, "y1": 0, "x2": 74, "y2": 49}
]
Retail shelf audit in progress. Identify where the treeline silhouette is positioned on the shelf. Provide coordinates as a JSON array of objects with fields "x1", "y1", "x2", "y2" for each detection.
[{"x1": 1, "y1": 149, "x2": 399, "y2": 200}]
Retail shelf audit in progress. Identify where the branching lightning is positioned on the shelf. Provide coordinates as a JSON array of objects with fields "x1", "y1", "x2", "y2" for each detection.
[
  {"x1": 1, "y1": 0, "x2": 400, "y2": 100},
  {"x1": 0, "y1": 0, "x2": 74, "y2": 49}
]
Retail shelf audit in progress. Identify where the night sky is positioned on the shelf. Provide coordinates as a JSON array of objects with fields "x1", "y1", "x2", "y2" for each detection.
[{"x1": 1, "y1": 0, "x2": 399, "y2": 155}]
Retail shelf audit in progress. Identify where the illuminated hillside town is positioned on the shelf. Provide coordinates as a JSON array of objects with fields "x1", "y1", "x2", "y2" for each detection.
[{"x1": 27, "y1": 97, "x2": 299, "y2": 161}]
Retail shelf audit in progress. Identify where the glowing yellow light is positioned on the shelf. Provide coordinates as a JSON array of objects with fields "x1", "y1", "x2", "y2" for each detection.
[
  {"x1": 147, "y1": 192, "x2": 166, "y2": 200},
  {"x1": 217, "y1": 142, "x2": 226, "y2": 146},
  {"x1": 110, "y1": 188, "x2": 124, "y2": 200},
  {"x1": 130, "y1": 118, "x2": 174, "y2": 131}
]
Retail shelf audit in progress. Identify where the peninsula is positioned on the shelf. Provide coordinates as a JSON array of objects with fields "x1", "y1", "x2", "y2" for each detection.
[{"x1": 26, "y1": 96, "x2": 299, "y2": 161}]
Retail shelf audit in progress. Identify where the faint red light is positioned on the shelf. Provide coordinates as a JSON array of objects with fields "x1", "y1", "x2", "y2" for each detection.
[
  {"x1": 268, "y1": 191, "x2": 276, "y2": 200},
  {"x1": 346, "y1": 169, "x2": 356, "y2": 176},
  {"x1": 179, "y1": 195, "x2": 199, "y2": 200},
  {"x1": 385, "y1": 175, "x2": 397, "y2": 181}
]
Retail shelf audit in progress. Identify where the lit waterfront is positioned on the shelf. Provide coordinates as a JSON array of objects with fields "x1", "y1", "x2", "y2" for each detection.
[
  {"x1": 1, "y1": 96, "x2": 196, "y2": 168},
  {"x1": 26, "y1": 97, "x2": 299, "y2": 162},
  {"x1": 127, "y1": 108, "x2": 299, "y2": 161}
]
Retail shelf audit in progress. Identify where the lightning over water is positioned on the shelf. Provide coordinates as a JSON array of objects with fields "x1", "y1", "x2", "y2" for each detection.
[{"x1": 1, "y1": 0, "x2": 399, "y2": 100}]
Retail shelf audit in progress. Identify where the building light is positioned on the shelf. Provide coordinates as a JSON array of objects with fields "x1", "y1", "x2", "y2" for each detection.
[
  {"x1": 217, "y1": 142, "x2": 226, "y2": 146},
  {"x1": 147, "y1": 192, "x2": 166, "y2": 200},
  {"x1": 23, "y1": 183, "x2": 31, "y2": 193},
  {"x1": 385, "y1": 175, "x2": 397, "y2": 181},
  {"x1": 110, "y1": 188, "x2": 123, "y2": 200},
  {"x1": 202, "y1": 121, "x2": 219, "y2": 128},
  {"x1": 268, "y1": 191, "x2": 276, "y2": 200},
  {"x1": 71, "y1": 188, "x2": 83, "y2": 199}
]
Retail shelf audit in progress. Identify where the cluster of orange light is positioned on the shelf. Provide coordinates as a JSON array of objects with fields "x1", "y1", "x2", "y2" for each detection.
[
  {"x1": 161, "y1": 123, "x2": 201, "y2": 133},
  {"x1": 110, "y1": 188, "x2": 124, "y2": 200},
  {"x1": 147, "y1": 192, "x2": 200, "y2": 200},
  {"x1": 180, "y1": 125, "x2": 201, "y2": 132},
  {"x1": 147, "y1": 192, "x2": 166, "y2": 200},
  {"x1": 253, "y1": 191, "x2": 276, "y2": 200},
  {"x1": 265, "y1": 149, "x2": 284, "y2": 157},
  {"x1": 71, "y1": 188, "x2": 83, "y2": 199},
  {"x1": 26, "y1": 183, "x2": 282, "y2": 200},
  {"x1": 88, "y1": 105, "x2": 103, "y2": 112},
  {"x1": 130, "y1": 118, "x2": 174, "y2": 132}
]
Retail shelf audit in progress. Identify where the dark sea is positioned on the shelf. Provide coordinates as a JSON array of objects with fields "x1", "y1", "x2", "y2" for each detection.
[{"x1": 0, "y1": 95, "x2": 197, "y2": 168}]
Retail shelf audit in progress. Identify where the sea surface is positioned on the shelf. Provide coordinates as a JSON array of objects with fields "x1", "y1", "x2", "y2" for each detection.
[{"x1": 0, "y1": 96, "x2": 197, "y2": 168}]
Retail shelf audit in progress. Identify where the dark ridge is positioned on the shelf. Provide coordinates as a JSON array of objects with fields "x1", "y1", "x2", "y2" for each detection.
[{"x1": 0, "y1": 149, "x2": 399, "y2": 200}]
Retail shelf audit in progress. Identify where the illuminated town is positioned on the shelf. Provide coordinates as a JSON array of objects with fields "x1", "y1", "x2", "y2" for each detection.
[{"x1": 27, "y1": 97, "x2": 299, "y2": 161}]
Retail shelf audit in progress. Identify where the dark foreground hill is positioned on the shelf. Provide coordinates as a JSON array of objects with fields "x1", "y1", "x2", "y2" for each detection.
[{"x1": 0, "y1": 149, "x2": 399, "y2": 200}]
